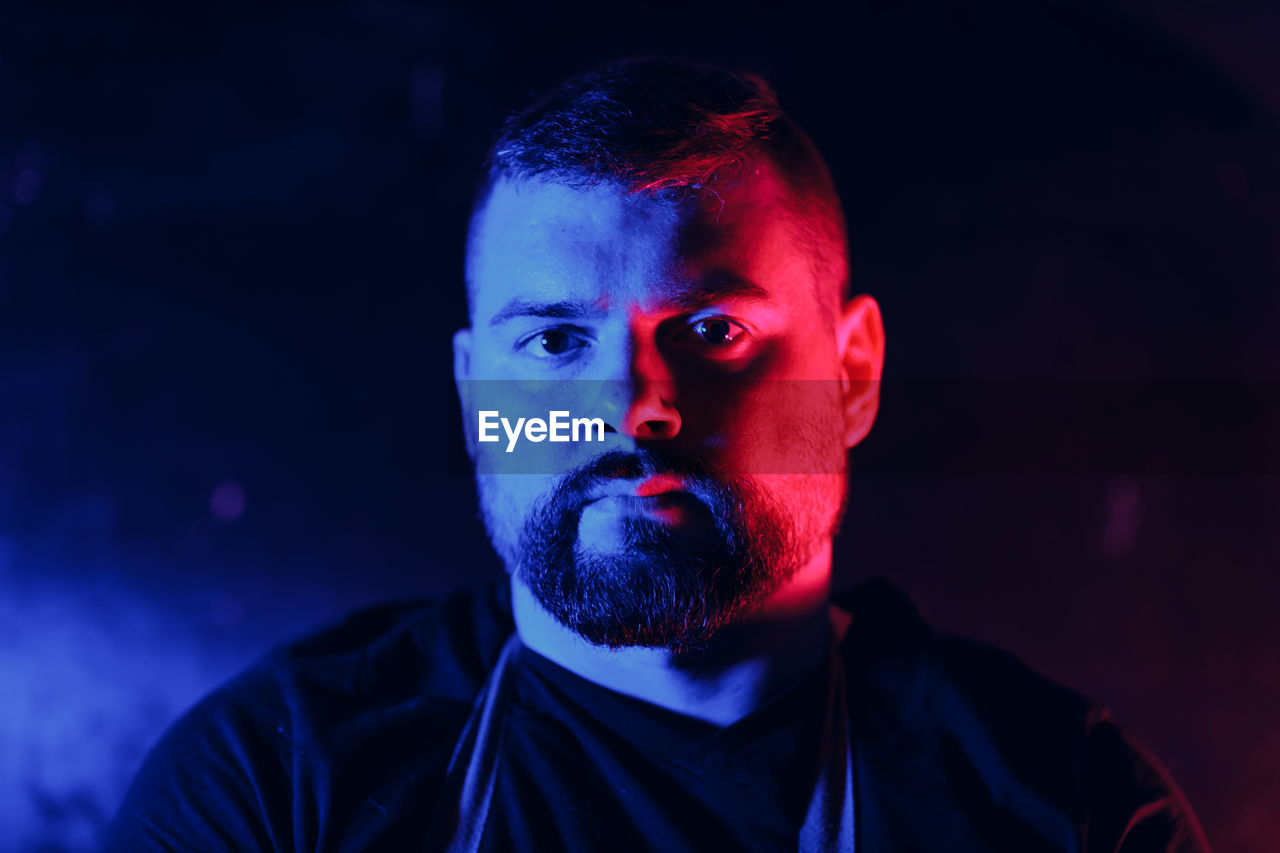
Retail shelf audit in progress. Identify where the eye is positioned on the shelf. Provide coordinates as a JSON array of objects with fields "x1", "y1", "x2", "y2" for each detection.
[
  {"x1": 684, "y1": 317, "x2": 748, "y2": 346},
  {"x1": 518, "y1": 328, "x2": 591, "y2": 358}
]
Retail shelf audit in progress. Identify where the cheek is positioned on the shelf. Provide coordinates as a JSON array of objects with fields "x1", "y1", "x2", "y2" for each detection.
[
  {"x1": 773, "y1": 380, "x2": 846, "y2": 473},
  {"x1": 464, "y1": 380, "x2": 598, "y2": 476},
  {"x1": 475, "y1": 473, "x2": 525, "y2": 517},
  {"x1": 687, "y1": 380, "x2": 845, "y2": 475},
  {"x1": 754, "y1": 472, "x2": 848, "y2": 540},
  {"x1": 475, "y1": 474, "x2": 554, "y2": 543}
]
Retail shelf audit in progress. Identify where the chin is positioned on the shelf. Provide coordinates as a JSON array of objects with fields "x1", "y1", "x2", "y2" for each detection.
[{"x1": 519, "y1": 534, "x2": 788, "y2": 653}]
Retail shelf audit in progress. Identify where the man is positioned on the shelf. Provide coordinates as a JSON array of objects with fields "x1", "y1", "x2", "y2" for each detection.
[{"x1": 106, "y1": 57, "x2": 1208, "y2": 852}]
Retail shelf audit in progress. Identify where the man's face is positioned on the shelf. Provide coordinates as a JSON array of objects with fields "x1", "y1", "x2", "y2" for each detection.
[{"x1": 455, "y1": 161, "x2": 879, "y2": 651}]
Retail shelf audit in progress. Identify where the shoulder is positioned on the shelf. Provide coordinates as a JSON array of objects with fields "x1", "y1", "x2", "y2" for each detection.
[
  {"x1": 833, "y1": 577, "x2": 1208, "y2": 852},
  {"x1": 835, "y1": 576, "x2": 1100, "y2": 748},
  {"x1": 105, "y1": 581, "x2": 514, "y2": 852},
  {"x1": 836, "y1": 577, "x2": 1093, "y2": 744},
  {"x1": 271, "y1": 580, "x2": 514, "y2": 707}
]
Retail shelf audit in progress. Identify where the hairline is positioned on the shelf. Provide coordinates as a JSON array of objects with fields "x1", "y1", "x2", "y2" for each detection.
[{"x1": 464, "y1": 157, "x2": 847, "y2": 327}]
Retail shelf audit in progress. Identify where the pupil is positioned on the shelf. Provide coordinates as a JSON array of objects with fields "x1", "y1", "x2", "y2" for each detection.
[
  {"x1": 702, "y1": 320, "x2": 731, "y2": 343},
  {"x1": 541, "y1": 331, "x2": 569, "y2": 354}
]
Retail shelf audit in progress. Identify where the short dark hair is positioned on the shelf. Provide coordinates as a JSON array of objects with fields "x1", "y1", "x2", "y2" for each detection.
[{"x1": 466, "y1": 56, "x2": 849, "y2": 314}]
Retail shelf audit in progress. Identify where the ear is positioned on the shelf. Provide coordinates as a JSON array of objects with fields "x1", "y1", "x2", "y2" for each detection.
[
  {"x1": 453, "y1": 328, "x2": 477, "y2": 461},
  {"x1": 836, "y1": 295, "x2": 885, "y2": 448}
]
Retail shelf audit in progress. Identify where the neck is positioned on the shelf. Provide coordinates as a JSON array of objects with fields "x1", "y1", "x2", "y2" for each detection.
[{"x1": 510, "y1": 544, "x2": 834, "y2": 726}]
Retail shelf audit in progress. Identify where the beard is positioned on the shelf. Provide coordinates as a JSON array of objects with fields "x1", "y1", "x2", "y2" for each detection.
[{"x1": 476, "y1": 448, "x2": 839, "y2": 654}]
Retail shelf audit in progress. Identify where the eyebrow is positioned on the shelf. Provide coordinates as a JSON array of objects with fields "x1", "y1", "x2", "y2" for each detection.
[
  {"x1": 486, "y1": 273, "x2": 771, "y2": 327},
  {"x1": 489, "y1": 298, "x2": 604, "y2": 327},
  {"x1": 664, "y1": 272, "x2": 771, "y2": 310}
]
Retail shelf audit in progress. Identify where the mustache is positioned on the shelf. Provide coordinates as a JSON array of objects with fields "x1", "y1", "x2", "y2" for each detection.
[
  {"x1": 526, "y1": 447, "x2": 761, "y2": 567},
  {"x1": 550, "y1": 448, "x2": 727, "y2": 508}
]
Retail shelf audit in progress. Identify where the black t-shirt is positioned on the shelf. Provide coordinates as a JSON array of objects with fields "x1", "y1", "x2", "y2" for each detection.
[
  {"x1": 488, "y1": 643, "x2": 827, "y2": 852},
  {"x1": 103, "y1": 578, "x2": 1208, "y2": 852}
]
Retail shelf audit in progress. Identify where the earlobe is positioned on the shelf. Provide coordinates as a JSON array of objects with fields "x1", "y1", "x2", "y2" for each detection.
[
  {"x1": 453, "y1": 328, "x2": 472, "y2": 384},
  {"x1": 837, "y1": 295, "x2": 885, "y2": 448},
  {"x1": 453, "y1": 329, "x2": 476, "y2": 459}
]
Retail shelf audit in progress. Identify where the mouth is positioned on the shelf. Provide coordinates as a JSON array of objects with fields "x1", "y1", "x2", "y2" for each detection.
[
  {"x1": 576, "y1": 474, "x2": 705, "y2": 527},
  {"x1": 582, "y1": 493, "x2": 703, "y2": 529},
  {"x1": 635, "y1": 474, "x2": 685, "y2": 497},
  {"x1": 583, "y1": 474, "x2": 689, "y2": 504},
  {"x1": 573, "y1": 471, "x2": 716, "y2": 537}
]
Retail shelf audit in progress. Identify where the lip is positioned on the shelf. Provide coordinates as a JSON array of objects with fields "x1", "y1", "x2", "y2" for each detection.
[
  {"x1": 583, "y1": 474, "x2": 688, "y2": 504},
  {"x1": 635, "y1": 474, "x2": 685, "y2": 497},
  {"x1": 581, "y1": 492, "x2": 703, "y2": 525}
]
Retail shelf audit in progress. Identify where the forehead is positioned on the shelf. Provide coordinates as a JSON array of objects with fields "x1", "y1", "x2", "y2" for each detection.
[{"x1": 466, "y1": 167, "x2": 811, "y2": 316}]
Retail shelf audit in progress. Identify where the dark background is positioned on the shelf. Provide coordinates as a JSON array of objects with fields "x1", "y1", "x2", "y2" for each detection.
[{"x1": 1, "y1": 1, "x2": 1277, "y2": 850}]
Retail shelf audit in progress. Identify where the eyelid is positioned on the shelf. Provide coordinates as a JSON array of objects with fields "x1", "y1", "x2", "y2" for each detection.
[
  {"x1": 515, "y1": 324, "x2": 594, "y2": 358},
  {"x1": 673, "y1": 314, "x2": 750, "y2": 342}
]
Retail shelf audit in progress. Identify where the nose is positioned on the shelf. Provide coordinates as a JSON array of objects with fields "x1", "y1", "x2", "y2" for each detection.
[
  {"x1": 620, "y1": 376, "x2": 681, "y2": 440},
  {"x1": 600, "y1": 334, "x2": 681, "y2": 441}
]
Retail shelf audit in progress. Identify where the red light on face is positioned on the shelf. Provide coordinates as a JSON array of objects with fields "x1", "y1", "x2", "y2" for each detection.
[{"x1": 635, "y1": 474, "x2": 684, "y2": 497}]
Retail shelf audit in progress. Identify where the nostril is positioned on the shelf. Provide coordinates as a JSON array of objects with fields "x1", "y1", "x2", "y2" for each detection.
[
  {"x1": 619, "y1": 390, "x2": 681, "y2": 440},
  {"x1": 638, "y1": 419, "x2": 674, "y2": 438}
]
